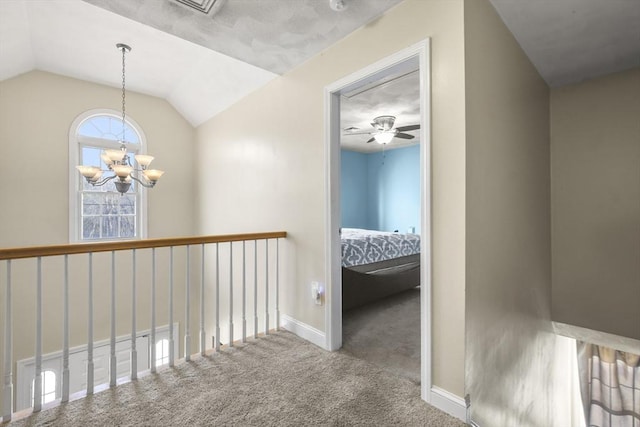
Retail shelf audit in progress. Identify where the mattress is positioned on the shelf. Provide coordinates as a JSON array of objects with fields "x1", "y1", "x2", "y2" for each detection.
[{"x1": 341, "y1": 228, "x2": 420, "y2": 268}]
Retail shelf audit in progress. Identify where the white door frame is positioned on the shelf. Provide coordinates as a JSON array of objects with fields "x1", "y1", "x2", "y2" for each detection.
[{"x1": 323, "y1": 39, "x2": 432, "y2": 401}]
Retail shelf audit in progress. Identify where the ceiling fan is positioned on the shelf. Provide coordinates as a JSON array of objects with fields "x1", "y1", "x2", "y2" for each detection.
[{"x1": 343, "y1": 115, "x2": 420, "y2": 144}]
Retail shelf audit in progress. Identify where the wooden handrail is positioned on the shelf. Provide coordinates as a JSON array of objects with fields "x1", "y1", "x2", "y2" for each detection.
[{"x1": 0, "y1": 232, "x2": 287, "y2": 260}]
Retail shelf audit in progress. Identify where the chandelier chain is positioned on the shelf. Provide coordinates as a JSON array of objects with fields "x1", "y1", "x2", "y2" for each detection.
[{"x1": 121, "y1": 45, "x2": 126, "y2": 144}]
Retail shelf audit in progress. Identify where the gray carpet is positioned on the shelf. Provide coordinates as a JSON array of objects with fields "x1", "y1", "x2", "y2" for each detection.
[
  {"x1": 11, "y1": 330, "x2": 464, "y2": 426},
  {"x1": 342, "y1": 287, "x2": 421, "y2": 384}
]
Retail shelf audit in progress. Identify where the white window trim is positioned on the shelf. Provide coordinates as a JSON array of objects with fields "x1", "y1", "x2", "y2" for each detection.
[{"x1": 68, "y1": 109, "x2": 148, "y2": 243}]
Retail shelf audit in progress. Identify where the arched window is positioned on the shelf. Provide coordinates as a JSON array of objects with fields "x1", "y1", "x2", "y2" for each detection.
[
  {"x1": 31, "y1": 370, "x2": 56, "y2": 407},
  {"x1": 69, "y1": 110, "x2": 147, "y2": 242},
  {"x1": 155, "y1": 339, "x2": 169, "y2": 367}
]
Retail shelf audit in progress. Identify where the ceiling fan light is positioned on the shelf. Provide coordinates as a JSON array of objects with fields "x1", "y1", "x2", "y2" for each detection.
[{"x1": 374, "y1": 131, "x2": 395, "y2": 145}]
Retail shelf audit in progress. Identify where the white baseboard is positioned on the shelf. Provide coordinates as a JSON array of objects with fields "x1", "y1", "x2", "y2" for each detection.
[
  {"x1": 280, "y1": 314, "x2": 326, "y2": 349},
  {"x1": 429, "y1": 386, "x2": 467, "y2": 422}
]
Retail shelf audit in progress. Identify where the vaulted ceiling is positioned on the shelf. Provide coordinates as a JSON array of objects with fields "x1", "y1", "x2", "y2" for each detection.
[{"x1": 0, "y1": 0, "x2": 403, "y2": 127}]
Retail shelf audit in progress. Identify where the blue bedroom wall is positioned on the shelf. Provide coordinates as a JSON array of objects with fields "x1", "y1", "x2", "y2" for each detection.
[
  {"x1": 341, "y1": 144, "x2": 420, "y2": 234},
  {"x1": 340, "y1": 150, "x2": 370, "y2": 229}
]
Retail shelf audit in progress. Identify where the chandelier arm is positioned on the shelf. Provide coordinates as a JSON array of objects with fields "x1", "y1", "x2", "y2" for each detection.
[
  {"x1": 86, "y1": 175, "x2": 117, "y2": 187},
  {"x1": 129, "y1": 175, "x2": 157, "y2": 188}
]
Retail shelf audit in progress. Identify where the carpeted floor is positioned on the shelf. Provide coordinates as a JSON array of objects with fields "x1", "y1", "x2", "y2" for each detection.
[
  {"x1": 342, "y1": 287, "x2": 421, "y2": 384},
  {"x1": 11, "y1": 330, "x2": 464, "y2": 426}
]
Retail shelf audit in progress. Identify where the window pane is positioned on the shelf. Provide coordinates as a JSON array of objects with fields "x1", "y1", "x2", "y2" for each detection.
[
  {"x1": 83, "y1": 217, "x2": 101, "y2": 240},
  {"x1": 102, "y1": 216, "x2": 119, "y2": 239},
  {"x1": 31, "y1": 371, "x2": 57, "y2": 407},
  {"x1": 119, "y1": 194, "x2": 136, "y2": 215},
  {"x1": 78, "y1": 119, "x2": 104, "y2": 139},
  {"x1": 82, "y1": 193, "x2": 102, "y2": 215},
  {"x1": 120, "y1": 216, "x2": 136, "y2": 238},
  {"x1": 78, "y1": 115, "x2": 139, "y2": 144},
  {"x1": 81, "y1": 192, "x2": 138, "y2": 240},
  {"x1": 102, "y1": 194, "x2": 121, "y2": 215},
  {"x1": 156, "y1": 339, "x2": 169, "y2": 366}
]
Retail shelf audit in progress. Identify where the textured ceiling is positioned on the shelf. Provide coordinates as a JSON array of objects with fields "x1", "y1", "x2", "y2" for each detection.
[
  {"x1": 489, "y1": 0, "x2": 640, "y2": 87},
  {"x1": 81, "y1": 0, "x2": 405, "y2": 75},
  {"x1": 0, "y1": 0, "x2": 403, "y2": 127},
  {"x1": 1, "y1": 0, "x2": 638, "y2": 131}
]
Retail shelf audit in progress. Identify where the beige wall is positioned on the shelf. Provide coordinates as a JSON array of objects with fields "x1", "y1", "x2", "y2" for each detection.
[
  {"x1": 551, "y1": 68, "x2": 640, "y2": 340},
  {"x1": 464, "y1": 0, "x2": 564, "y2": 425},
  {"x1": 196, "y1": 0, "x2": 467, "y2": 396}
]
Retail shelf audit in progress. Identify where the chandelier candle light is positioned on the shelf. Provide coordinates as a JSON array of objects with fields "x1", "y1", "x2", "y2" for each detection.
[{"x1": 77, "y1": 43, "x2": 164, "y2": 195}]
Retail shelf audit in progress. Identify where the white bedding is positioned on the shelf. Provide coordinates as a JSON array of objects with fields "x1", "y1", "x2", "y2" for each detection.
[{"x1": 341, "y1": 228, "x2": 420, "y2": 267}]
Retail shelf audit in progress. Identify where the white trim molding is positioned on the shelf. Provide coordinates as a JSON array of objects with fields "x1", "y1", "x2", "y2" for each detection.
[
  {"x1": 430, "y1": 386, "x2": 467, "y2": 421},
  {"x1": 323, "y1": 38, "x2": 433, "y2": 398},
  {"x1": 280, "y1": 314, "x2": 326, "y2": 349}
]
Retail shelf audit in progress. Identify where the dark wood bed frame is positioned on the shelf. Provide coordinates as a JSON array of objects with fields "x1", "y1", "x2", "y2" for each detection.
[{"x1": 341, "y1": 254, "x2": 420, "y2": 311}]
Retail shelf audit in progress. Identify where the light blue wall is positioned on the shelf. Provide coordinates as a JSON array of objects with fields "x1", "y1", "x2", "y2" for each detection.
[
  {"x1": 340, "y1": 150, "x2": 370, "y2": 229},
  {"x1": 341, "y1": 144, "x2": 420, "y2": 233}
]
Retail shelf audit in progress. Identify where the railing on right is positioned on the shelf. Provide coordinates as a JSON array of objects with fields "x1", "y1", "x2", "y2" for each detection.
[{"x1": 0, "y1": 231, "x2": 287, "y2": 422}]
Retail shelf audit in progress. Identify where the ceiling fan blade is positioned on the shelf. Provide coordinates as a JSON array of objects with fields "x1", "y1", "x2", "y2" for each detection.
[
  {"x1": 395, "y1": 124, "x2": 420, "y2": 132},
  {"x1": 343, "y1": 130, "x2": 373, "y2": 136},
  {"x1": 366, "y1": 137, "x2": 376, "y2": 143},
  {"x1": 394, "y1": 133, "x2": 415, "y2": 139}
]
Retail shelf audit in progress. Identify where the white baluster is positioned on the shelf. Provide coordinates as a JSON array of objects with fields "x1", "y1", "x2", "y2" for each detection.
[
  {"x1": 215, "y1": 243, "x2": 220, "y2": 352},
  {"x1": 131, "y1": 249, "x2": 137, "y2": 380},
  {"x1": 62, "y1": 255, "x2": 70, "y2": 402},
  {"x1": 254, "y1": 240, "x2": 258, "y2": 338},
  {"x1": 169, "y1": 246, "x2": 174, "y2": 367},
  {"x1": 151, "y1": 248, "x2": 156, "y2": 373},
  {"x1": 201, "y1": 244, "x2": 206, "y2": 355},
  {"x1": 109, "y1": 251, "x2": 116, "y2": 387},
  {"x1": 265, "y1": 240, "x2": 269, "y2": 335},
  {"x1": 242, "y1": 241, "x2": 247, "y2": 343},
  {"x1": 33, "y1": 257, "x2": 42, "y2": 412},
  {"x1": 276, "y1": 239, "x2": 280, "y2": 331},
  {"x1": 87, "y1": 253, "x2": 94, "y2": 395},
  {"x1": 185, "y1": 246, "x2": 191, "y2": 361},
  {"x1": 3, "y1": 260, "x2": 13, "y2": 422},
  {"x1": 229, "y1": 242, "x2": 234, "y2": 347}
]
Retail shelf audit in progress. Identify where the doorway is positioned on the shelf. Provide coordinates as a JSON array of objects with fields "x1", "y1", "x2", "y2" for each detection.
[{"x1": 324, "y1": 39, "x2": 432, "y2": 400}]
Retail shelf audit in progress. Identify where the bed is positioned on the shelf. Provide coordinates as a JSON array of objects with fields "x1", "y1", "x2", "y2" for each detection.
[{"x1": 341, "y1": 228, "x2": 421, "y2": 311}]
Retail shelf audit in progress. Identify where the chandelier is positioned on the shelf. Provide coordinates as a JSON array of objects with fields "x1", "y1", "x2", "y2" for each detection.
[{"x1": 76, "y1": 43, "x2": 164, "y2": 195}]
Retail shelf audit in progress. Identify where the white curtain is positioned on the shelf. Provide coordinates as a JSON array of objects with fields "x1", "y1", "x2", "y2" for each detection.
[{"x1": 578, "y1": 342, "x2": 640, "y2": 427}]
